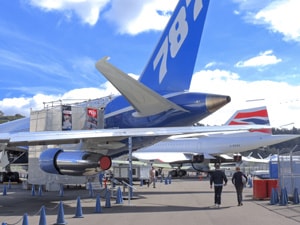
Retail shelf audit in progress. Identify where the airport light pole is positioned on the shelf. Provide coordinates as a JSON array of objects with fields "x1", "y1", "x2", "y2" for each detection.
[{"x1": 128, "y1": 137, "x2": 133, "y2": 199}]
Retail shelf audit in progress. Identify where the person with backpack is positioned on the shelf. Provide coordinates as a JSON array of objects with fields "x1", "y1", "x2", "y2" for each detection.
[{"x1": 232, "y1": 166, "x2": 248, "y2": 206}]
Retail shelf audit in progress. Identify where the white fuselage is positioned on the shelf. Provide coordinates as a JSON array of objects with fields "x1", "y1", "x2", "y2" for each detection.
[{"x1": 133, "y1": 131, "x2": 299, "y2": 162}]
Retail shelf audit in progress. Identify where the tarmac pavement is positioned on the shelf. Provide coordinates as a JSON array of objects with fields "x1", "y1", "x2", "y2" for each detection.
[{"x1": 1, "y1": 177, "x2": 300, "y2": 225}]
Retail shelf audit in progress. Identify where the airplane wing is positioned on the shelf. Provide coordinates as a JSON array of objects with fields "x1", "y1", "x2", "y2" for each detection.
[
  {"x1": 0, "y1": 125, "x2": 268, "y2": 150},
  {"x1": 219, "y1": 154, "x2": 234, "y2": 160},
  {"x1": 166, "y1": 130, "x2": 247, "y2": 139},
  {"x1": 241, "y1": 156, "x2": 270, "y2": 163},
  {"x1": 216, "y1": 153, "x2": 271, "y2": 164},
  {"x1": 95, "y1": 57, "x2": 187, "y2": 117}
]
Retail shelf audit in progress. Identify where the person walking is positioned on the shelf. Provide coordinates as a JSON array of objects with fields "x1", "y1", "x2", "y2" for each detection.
[
  {"x1": 149, "y1": 166, "x2": 156, "y2": 188},
  {"x1": 232, "y1": 166, "x2": 248, "y2": 206},
  {"x1": 210, "y1": 163, "x2": 227, "y2": 208}
]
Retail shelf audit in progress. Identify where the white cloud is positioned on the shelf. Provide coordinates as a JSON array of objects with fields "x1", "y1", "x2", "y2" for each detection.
[
  {"x1": 27, "y1": 0, "x2": 178, "y2": 34},
  {"x1": 28, "y1": 0, "x2": 110, "y2": 26},
  {"x1": 204, "y1": 62, "x2": 217, "y2": 69},
  {"x1": 25, "y1": 0, "x2": 300, "y2": 39},
  {"x1": 104, "y1": 0, "x2": 177, "y2": 35},
  {"x1": 235, "y1": 50, "x2": 282, "y2": 68},
  {"x1": 0, "y1": 72, "x2": 142, "y2": 117},
  {"x1": 190, "y1": 69, "x2": 300, "y2": 128},
  {"x1": 237, "y1": 0, "x2": 300, "y2": 43},
  {"x1": 255, "y1": 0, "x2": 300, "y2": 42},
  {"x1": 0, "y1": 85, "x2": 119, "y2": 117}
]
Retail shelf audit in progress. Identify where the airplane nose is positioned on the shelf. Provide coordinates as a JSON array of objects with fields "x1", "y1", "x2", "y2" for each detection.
[{"x1": 206, "y1": 94, "x2": 231, "y2": 113}]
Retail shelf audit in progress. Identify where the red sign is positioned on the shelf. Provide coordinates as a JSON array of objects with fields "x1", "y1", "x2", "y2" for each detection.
[{"x1": 87, "y1": 108, "x2": 98, "y2": 118}]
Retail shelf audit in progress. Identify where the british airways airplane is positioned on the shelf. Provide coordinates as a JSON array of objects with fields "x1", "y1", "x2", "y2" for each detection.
[
  {"x1": 132, "y1": 106, "x2": 300, "y2": 174},
  {"x1": 0, "y1": 0, "x2": 265, "y2": 177}
]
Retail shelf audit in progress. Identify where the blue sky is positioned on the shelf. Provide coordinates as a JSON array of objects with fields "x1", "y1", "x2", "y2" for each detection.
[{"x1": 0, "y1": 0, "x2": 299, "y2": 128}]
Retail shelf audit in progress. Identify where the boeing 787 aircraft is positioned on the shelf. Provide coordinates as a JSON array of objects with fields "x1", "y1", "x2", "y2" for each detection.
[{"x1": 0, "y1": 0, "x2": 264, "y2": 179}]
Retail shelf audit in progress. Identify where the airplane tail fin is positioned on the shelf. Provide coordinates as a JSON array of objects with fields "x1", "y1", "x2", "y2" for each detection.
[
  {"x1": 138, "y1": 0, "x2": 210, "y2": 92},
  {"x1": 225, "y1": 106, "x2": 272, "y2": 134}
]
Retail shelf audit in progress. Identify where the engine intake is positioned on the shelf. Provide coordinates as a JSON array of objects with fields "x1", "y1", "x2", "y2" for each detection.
[{"x1": 192, "y1": 155, "x2": 204, "y2": 163}]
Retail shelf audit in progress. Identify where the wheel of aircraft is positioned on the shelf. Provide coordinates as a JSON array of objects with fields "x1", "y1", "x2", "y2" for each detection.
[
  {"x1": 177, "y1": 169, "x2": 187, "y2": 177},
  {"x1": 169, "y1": 169, "x2": 187, "y2": 177}
]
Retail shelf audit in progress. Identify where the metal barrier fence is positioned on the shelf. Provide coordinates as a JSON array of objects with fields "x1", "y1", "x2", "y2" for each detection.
[{"x1": 277, "y1": 145, "x2": 300, "y2": 196}]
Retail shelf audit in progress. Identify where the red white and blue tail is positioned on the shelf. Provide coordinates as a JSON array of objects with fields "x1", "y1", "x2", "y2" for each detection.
[{"x1": 225, "y1": 106, "x2": 272, "y2": 134}]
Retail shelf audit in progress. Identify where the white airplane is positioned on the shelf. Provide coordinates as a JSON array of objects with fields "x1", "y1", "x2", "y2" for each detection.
[
  {"x1": 0, "y1": 0, "x2": 266, "y2": 177},
  {"x1": 132, "y1": 106, "x2": 300, "y2": 175}
]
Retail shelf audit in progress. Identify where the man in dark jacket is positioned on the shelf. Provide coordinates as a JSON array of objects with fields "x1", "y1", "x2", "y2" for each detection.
[
  {"x1": 232, "y1": 166, "x2": 248, "y2": 206},
  {"x1": 210, "y1": 163, "x2": 227, "y2": 208}
]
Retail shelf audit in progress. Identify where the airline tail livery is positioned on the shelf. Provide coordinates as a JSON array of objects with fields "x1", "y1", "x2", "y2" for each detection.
[
  {"x1": 225, "y1": 106, "x2": 272, "y2": 134},
  {"x1": 139, "y1": 0, "x2": 210, "y2": 92}
]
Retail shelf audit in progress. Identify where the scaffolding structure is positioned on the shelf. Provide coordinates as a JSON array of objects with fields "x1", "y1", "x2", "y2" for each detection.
[{"x1": 27, "y1": 97, "x2": 111, "y2": 191}]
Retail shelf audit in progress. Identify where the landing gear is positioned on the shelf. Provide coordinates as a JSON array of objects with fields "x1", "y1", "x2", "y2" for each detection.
[{"x1": 169, "y1": 169, "x2": 187, "y2": 177}]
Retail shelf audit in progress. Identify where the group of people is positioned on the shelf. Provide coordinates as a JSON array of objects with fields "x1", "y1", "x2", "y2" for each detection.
[
  {"x1": 148, "y1": 164, "x2": 247, "y2": 207},
  {"x1": 210, "y1": 163, "x2": 248, "y2": 207}
]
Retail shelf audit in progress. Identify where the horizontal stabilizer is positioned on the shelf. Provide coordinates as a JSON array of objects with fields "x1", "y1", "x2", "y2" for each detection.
[{"x1": 96, "y1": 57, "x2": 187, "y2": 117}]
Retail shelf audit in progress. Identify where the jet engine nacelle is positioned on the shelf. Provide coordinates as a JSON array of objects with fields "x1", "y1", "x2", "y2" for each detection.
[
  {"x1": 233, "y1": 154, "x2": 242, "y2": 162},
  {"x1": 191, "y1": 162, "x2": 210, "y2": 172},
  {"x1": 192, "y1": 154, "x2": 204, "y2": 163},
  {"x1": 39, "y1": 148, "x2": 112, "y2": 176}
]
